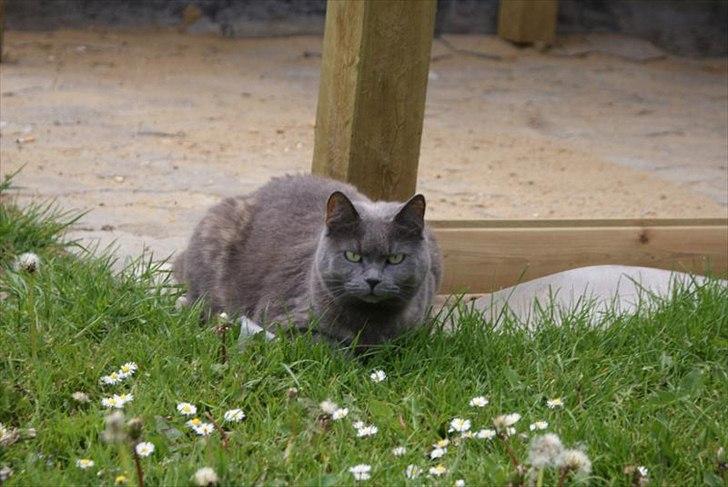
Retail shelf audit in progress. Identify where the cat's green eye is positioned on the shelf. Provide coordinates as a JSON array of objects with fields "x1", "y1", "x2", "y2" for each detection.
[
  {"x1": 344, "y1": 251, "x2": 362, "y2": 263},
  {"x1": 387, "y1": 253, "x2": 405, "y2": 265}
]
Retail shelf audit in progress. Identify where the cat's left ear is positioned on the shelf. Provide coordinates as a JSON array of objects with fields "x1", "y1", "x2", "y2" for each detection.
[{"x1": 394, "y1": 194, "x2": 426, "y2": 238}]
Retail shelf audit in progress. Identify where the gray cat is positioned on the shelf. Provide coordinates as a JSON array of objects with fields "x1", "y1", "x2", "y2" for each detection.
[{"x1": 174, "y1": 174, "x2": 442, "y2": 347}]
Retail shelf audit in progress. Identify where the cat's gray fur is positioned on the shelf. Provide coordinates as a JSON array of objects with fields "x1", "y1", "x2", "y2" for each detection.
[{"x1": 174, "y1": 174, "x2": 442, "y2": 347}]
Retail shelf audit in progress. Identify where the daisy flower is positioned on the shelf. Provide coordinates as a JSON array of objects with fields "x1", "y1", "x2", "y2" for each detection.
[
  {"x1": 555, "y1": 449, "x2": 592, "y2": 476},
  {"x1": 135, "y1": 442, "x2": 155, "y2": 457},
  {"x1": 529, "y1": 421, "x2": 548, "y2": 431},
  {"x1": 356, "y1": 425, "x2": 378, "y2": 437},
  {"x1": 193, "y1": 423, "x2": 215, "y2": 436},
  {"x1": 101, "y1": 371, "x2": 123, "y2": 385},
  {"x1": 76, "y1": 458, "x2": 95, "y2": 469},
  {"x1": 117, "y1": 393, "x2": 133, "y2": 406},
  {"x1": 370, "y1": 370, "x2": 387, "y2": 383},
  {"x1": 430, "y1": 447, "x2": 447, "y2": 459},
  {"x1": 433, "y1": 439, "x2": 450, "y2": 448},
  {"x1": 331, "y1": 408, "x2": 349, "y2": 420},
  {"x1": 405, "y1": 465, "x2": 422, "y2": 479},
  {"x1": 118, "y1": 362, "x2": 138, "y2": 378},
  {"x1": 352, "y1": 420, "x2": 365, "y2": 429},
  {"x1": 429, "y1": 464, "x2": 447, "y2": 477},
  {"x1": 186, "y1": 418, "x2": 202, "y2": 429},
  {"x1": 349, "y1": 464, "x2": 372, "y2": 481},
  {"x1": 192, "y1": 467, "x2": 219, "y2": 486},
  {"x1": 320, "y1": 400, "x2": 338, "y2": 415},
  {"x1": 449, "y1": 418, "x2": 471, "y2": 433},
  {"x1": 101, "y1": 396, "x2": 122, "y2": 409},
  {"x1": 546, "y1": 398, "x2": 564, "y2": 409},
  {"x1": 223, "y1": 409, "x2": 245, "y2": 422},
  {"x1": 469, "y1": 396, "x2": 488, "y2": 407},
  {"x1": 114, "y1": 474, "x2": 128, "y2": 485},
  {"x1": 392, "y1": 446, "x2": 407, "y2": 456},
  {"x1": 493, "y1": 412, "x2": 521, "y2": 431},
  {"x1": 455, "y1": 480, "x2": 465, "y2": 487},
  {"x1": 177, "y1": 402, "x2": 197, "y2": 416},
  {"x1": 475, "y1": 428, "x2": 496, "y2": 440}
]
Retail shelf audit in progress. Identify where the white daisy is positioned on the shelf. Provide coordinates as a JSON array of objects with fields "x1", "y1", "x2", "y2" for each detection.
[
  {"x1": 405, "y1": 465, "x2": 422, "y2": 479},
  {"x1": 101, "y1": 396, "x2": 121, "y2": 409},
  {"x1": 430, "y1": 447, "x2": 447, "y2": 459},
  {"x1": 116, "y1": 393, "x2": 133, "y2": 406},
  {"x1": 475, "y1": 428, "x2": 496, "y2": 439},
  {"x1": 433, "y1": 439, "x2": 450, "y2": 448},
  {"x1": 186, "y1": 418, "x2": 203, "y2": 429},
  {"x1": 193, "y1": 423, "x2": 215, "y2": 436},
  {"x1": 505, "y1": 427, "x2": 516, "y2": 436},
  {"x1": 392, "y1": 446, "x2": 407, "y2": 456},
  {"x1": 352, "y1": 420, "x2": 366, "y2": 429},
  {"x1": 192, "y1": 467, "x2": 219, "y2": 486},
  {"x1": 555, "y1": 449, "x2": 592, "y2": 475},
  {"x1": 546, "y1": 398, "x2": 564, "y2": 409},
  {"x1": 349, "y1": 464, "x2": 371, "y2": 481},
  {"x1": 118, "y1": 362, "x2": 138, "y2": 378},
  {"x1": 135, "y1": 442, "x2": 155, "y2": 457},
  {"x1": 449, "y1": 417, "x2": 471, "y2": 433},
  {"x1": 455, "y1": 480, "x2": 465, "y2": 487},
  {"x1": 331, "y1": 408, "x2": 349, "y2": 420},
  {"x1": 320, "y1": 400, "x2": 339, "y2": 415},
  {"x1": 177, "y1": 402, "x2": 197, "y2": 416},
  {"x1": 370, "y1": 370, "x2": 387, "y2": 383},
  {"x1": 529, "y1": 421, "x2": 548, "y2": 431},
  {"x1": 76, "y1": 458, "x2": 95, "y2": 469},
  {"x1": 429, "y1": 464, "x2": 447, "y2": 477},
  {"x1": 356, "y1": 425, "x2": 378, "y2": 437},
  {"x1": 469, "y1": 396, "x2": 489, "y2": 407},
  {"x1": 493, "y1": 412, "x2": 521, "y2": 431},
  {"x1": 223, "y1": 409, "x2": 245, "y2": 422},
  {"x1": 100, "y1": 371, "x2": 122, "y2": 385}
]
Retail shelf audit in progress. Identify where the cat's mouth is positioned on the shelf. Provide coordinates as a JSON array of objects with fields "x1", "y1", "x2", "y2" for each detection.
[{"x1": 358, "y1": 293, "x2": 386, "y2": 304}]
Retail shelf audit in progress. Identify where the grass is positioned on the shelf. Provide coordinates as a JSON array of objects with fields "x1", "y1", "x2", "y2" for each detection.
[{"x1": 0, "y1": 187, "x2": 726, "y2": 486}]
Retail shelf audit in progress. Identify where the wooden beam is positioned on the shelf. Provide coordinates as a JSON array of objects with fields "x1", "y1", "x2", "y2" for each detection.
[
  {"x1": 498, "y1": 0, "x2": 558, "y2": 45},
  {"x1": 312, "y1": 0, "x2": 436, "y2": 202},
  {"x1": 0, "y1": 0, "x2": 5, "y2": 63},
  {"x1": 431, "y1": 218, "x2": 728, "y2": 294}
]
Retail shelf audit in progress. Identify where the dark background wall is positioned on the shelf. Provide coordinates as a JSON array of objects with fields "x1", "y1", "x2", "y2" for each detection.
[{"x1": 5, "y1": 0, "x2": 727, "y2": 56}]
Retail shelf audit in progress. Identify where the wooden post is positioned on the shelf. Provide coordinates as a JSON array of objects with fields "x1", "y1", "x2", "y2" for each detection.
[
  {"x1": 498, "y1": 0, "x2": 558, "y2": 45},
  {"x1": 0, "y1": 0, "x2": 5, "y2": 63},
  {"x1": 312, "y1": 0, "x2": 436, "y2": 202}
]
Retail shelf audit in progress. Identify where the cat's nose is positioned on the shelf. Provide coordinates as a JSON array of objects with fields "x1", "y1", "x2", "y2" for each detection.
[{"x1": 365, "y1": 278, "x2": 381, "y2": 290}]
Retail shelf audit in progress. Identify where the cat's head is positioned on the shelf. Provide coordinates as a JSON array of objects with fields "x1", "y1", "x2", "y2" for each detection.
[{"x1": 315, "y1": 191, "x2": 431, "y2": 306}]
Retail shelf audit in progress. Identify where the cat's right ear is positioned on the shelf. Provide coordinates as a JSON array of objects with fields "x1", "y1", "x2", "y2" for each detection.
[{"x1": 325, "y1": 191, "x2": 360, "y2": 235}]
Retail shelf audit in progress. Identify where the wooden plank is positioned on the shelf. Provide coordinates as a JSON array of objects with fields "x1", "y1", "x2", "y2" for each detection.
[
  {"x1": 430, "y1": 219, "x2": 728, "y2": 294},
  {"x1": 0, "y1": 0, "x2": 5, "y2": 63},
  {"x1": 498, "y1": 0, "x2": 558, "y2": 45},
  {"x1": 312, "y1": 0, "x2": 436, "y2": 202}
]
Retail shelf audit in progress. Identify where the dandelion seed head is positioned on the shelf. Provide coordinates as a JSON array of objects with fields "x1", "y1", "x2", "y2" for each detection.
[
  {"x1": 529, "y1": 421, "x2": 548, "y2": 431},
  {"x1": 135, "y1": 442, "x2": 155, "y2": 457},
  {"x1": 102, "y1": 411, "x2": 127, "y2": 443},
  {"x1": 469, "y1": 396, "x2": 488, "y2": 407},
  {"x1": 331, "y1": 408, "x2": 349, "y2": 420},
  {"x1": 76, "y1": 458, "x2": 95, "y2": 469},
  {"x1": 349, "y1": 464, "x2": 372, "y2": 481},
  {"x1": 370, "y1": 370, "x2": 387, "y2": 383},
  {"x1": 405, "y1": 465, "x2": 422, "y2": 479},
  {"x1": 319, "y1": 400, "x2": 338, "y2": 415},
  {"x1": 192, "y1": 467, "x2": 219, "y2": 486},
  {"x1": 14, "y1": 252, "x2": 41, "y2": 273},
  {"x1": 556, "y1": 449, "x2": 592, "y2": 476},
  {"x1": 177, "y1": 402, "x2": 197, "y2": 416},
  {"x1": 528, "y1": 433, "x2": 564, "y2": 469},
  {"x1": 223, "y1": 409, "x2": 245, "y2": 422}
]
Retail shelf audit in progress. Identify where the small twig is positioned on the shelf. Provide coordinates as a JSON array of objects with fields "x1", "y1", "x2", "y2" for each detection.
[
  {"x1": 557, "y1": 468, "x2": 568, "y2": 487},
  {"x1": 205, "y1": 411, "x2": 229, "y2": 449},
  {"x1": 214, "y1": 320, "x2": 231, "y2": 365},
  {"x1": 131, "y1": 446, "x2": 144, "y2": 487},
  {"x1": 500, "y1": 434, "x2": 520, "y2": 468}
]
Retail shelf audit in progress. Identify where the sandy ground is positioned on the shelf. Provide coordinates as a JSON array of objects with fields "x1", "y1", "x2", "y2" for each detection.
[{"x1": 1, "y1": 29, "x2": 726, "y2": 263}]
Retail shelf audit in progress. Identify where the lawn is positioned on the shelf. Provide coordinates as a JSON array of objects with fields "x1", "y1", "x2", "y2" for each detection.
[{"x1": 1, "y1": 184, "x2": 726, "y2": 486}]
